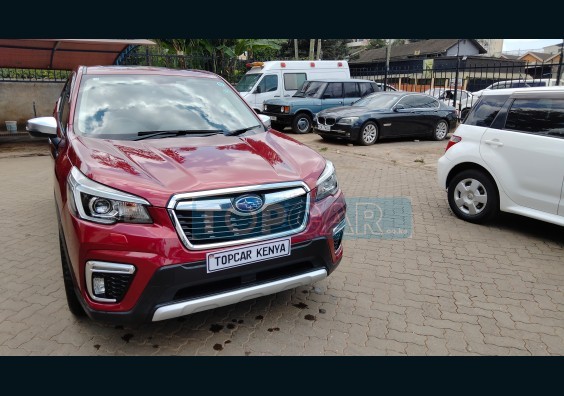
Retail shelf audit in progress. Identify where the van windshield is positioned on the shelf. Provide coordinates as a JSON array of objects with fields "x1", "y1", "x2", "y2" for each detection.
[
  {"x1": 293, "y1": 81, "x2": 326, "y2": 98},
  {"x1": 236, "y1": 73, "x2": 262, "y2": 92}
]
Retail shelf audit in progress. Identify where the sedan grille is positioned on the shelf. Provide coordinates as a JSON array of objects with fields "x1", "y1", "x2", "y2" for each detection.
[{"x1": 317, "y1": 116, "x2": 336, "y2": 126}]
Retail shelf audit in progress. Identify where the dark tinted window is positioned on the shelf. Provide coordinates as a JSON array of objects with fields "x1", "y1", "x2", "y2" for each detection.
[
  {"x1": 359, "y1": 82, "x2": 374, "y2": 97},
  {"x1": 344, "y1": 82, "x2": 360, "y2": 98},
  {"x1": 505, "y1": 98, "x2": 564, "y2": 137},
  {"x1": 323, "y1": 82, "x2": 343, "y2": 99},
  {"x1": 398, "y1": 95, "x2": 438, "y2": 109},
  {"x1": 465, "y1": 95, "x2": 508, "y2": 127}
]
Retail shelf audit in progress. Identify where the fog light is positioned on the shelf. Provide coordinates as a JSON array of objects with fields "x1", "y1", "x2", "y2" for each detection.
[
  {"x1": 332, "y1": 218, "x2": 346, "y2": 252},
  {"x1": 93, "y1": 276, "x2": 106, "y2": 295}
]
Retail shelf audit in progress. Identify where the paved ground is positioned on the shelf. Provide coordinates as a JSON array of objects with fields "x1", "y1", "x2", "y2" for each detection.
[{"x1": 0, "y1": 132, "x2": 563, "y2": 355}]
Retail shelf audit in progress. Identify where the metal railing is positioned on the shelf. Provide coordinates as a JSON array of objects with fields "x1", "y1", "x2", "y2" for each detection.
[{"x1": 0, "y1": 68, "x2": 70, "y2": 82}]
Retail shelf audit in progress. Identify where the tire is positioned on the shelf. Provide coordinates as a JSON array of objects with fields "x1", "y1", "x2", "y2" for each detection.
[
  {"x1": 358, "y1": 121, "x2": 378, "y2": 146},
  {"x1": 291, "y1": 113, "x2": 313, "y2": 134},
  {"x1": 271, "y1": 122, "x2": 285, "y2": 131},
  {"x1": 447, "y1": 169, "x2": 499, "y2": 224},
  {"x1": 59, "y1": 230, "x2": 86, "y2": 317},
  {"x1": 433, "y1": 119, "x2": 449, "y2": 140}
]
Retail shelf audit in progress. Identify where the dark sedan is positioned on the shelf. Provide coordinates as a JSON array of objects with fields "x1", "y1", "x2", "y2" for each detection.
[{"x1": 314, "y1": 92, "x2": 458, "y2": 145}]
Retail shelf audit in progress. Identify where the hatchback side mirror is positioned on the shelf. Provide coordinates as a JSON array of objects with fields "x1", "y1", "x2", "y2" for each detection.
[{"x1": 27, "y1": 117, "x2": 57, "y2": 138}]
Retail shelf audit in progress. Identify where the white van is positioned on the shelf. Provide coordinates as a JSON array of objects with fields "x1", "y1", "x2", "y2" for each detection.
[{"x1": 235, "y1": 60, "x2": 350, "y2": 113}]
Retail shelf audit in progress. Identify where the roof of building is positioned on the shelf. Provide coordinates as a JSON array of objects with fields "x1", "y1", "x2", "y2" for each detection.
[{"x1": 350, "y1": 39, "x2": 486, "y2": 64}]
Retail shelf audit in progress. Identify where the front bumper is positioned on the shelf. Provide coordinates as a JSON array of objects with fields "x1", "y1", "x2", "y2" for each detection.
[
  {"x1": 314, "y1": 124, "x2": 358, "y2": 141},
  {"x1": 262, "y1": 112, "x2": 293, "y2": 125}
]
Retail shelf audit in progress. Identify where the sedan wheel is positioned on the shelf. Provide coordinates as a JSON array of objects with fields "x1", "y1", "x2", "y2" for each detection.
[
  {"x1": 447, "y1": 169, "x2": 499, "y2": 223},
  {"x1": 358, "y1": 122, "x2": 378, "y2": 146},
  {"x1": 433, "y1": 120, "x2": 448, "y2": 140}
]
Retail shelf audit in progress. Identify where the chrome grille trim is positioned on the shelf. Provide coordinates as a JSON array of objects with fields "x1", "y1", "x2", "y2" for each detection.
[{"x1": 168, "y1": 181, "x2": 311, "y2": 251}]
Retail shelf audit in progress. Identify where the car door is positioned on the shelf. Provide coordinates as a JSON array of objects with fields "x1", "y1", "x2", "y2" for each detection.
[
  {"x1": 249, "y1": 74, "x2": 279, "y2": 111},
  {"x1": 343, "y1": 82, "x2": 360, "y2": 106},
  {"x1": 392, "y1": 95, "x2": 438, "y2": 136},
  {"x1": 320, "y1": 82, "x2": 344, "y2": 110},
  {"x1": 480, "y1": 94, "x2": 564, "y2": 214}
]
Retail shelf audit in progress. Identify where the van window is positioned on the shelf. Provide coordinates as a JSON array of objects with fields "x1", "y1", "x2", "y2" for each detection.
[
  {"x1": 256, "y1": 75, "x2": 278, "y2": 93},
  {"x1": 236, "y1": 73, "x2": 262, "y2": 92},
  {"x1": 284, "y1": 73, "x2": 307, "y2": 90},
  {"x1": 505, "y1": 98, "x2": 564, "y2": 137},
  {"x1": 344, "y1": 82, "x2": 360, "y2": 98},
  {"x1": 465, "y1": 95, "x2": 509, "y2": 127}
]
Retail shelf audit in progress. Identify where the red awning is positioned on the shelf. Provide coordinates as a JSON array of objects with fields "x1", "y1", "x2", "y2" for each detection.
[{"x1": 0, "y1": 39, "x2": 155, "y2": 70}]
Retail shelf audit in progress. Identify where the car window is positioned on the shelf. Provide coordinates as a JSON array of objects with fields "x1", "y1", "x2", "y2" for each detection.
[
  {"x1": 465, "y1": 95, "x2": 509, "y2": 127},
  {"x1": 283, "y1": 73, "x2": 307, "y2": 91},
  {"x1": 354, "y1": 93, "x2": 401, "y2": 109},
  {"x1": 358, "y1": 82, "x2": 374, "y2": 97},
  {"x1": 236, "y1": 73, "x2": 262, "y2": 92},
  {"x1": 344, "y1": 82, "x2": 360, "y2": 98},
  {"x1": 58, "y1": 77, "x2": 72, "y2": 134},
  {"x1": 398, "y1": 95, "x2": 438, "y2": 109},
  {"x1": 74, "y1": 74, "x2": 260, "y2": 139},
  {"x1": 504, "y1": 98, "x2": 564, "y2": 137},
  {"x1": 323, "y1": 82, "x2": 343, "y2": 99}
]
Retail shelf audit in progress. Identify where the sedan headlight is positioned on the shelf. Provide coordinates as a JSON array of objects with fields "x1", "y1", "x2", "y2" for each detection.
[
  {"x1": 67, "y1": 167, "x2": 152, "y2": 224},
  {"x1": 315, "y1": 160, "x2": 339, "y2": 201},
  {"x1": 337, "y1": 117, "x2": 359, "y2": 125}
]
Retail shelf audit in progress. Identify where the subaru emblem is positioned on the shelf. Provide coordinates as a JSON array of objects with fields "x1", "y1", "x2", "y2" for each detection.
[{"x1": 234, "y1": 194, "x2": 263, "y2": 213}]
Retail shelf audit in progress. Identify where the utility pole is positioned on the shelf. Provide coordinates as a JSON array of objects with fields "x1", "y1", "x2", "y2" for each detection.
[
  {"x1": 309, "y1": 39, "x2": 315, "y2": 60},
  {"x1": 384, "y1": 39, "x2": 393, "y2": 91},
  {"x1": 294, "y1": 39, "x2": 299, "y2": 60},
  {"x1": 316, "y1": 39, "x2": 322, "y2": 60},
  {"x1": 556, "y1": 39, "x2": 564, "y2": 86}
]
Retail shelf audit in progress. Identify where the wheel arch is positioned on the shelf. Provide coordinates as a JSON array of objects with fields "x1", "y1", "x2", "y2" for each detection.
[{"x1": 446, "y1": 162, "x2": 500, "y2": 199}]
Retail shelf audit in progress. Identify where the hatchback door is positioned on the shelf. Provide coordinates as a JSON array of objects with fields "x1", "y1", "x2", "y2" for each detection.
[{"x1": 480, "y1": 94, "x2": 564, "y2": 214}]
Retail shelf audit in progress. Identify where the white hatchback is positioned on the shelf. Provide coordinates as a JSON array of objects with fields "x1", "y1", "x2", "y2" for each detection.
[{"x1": 437, "y1": 86, "x2": 564, "y2": 226}]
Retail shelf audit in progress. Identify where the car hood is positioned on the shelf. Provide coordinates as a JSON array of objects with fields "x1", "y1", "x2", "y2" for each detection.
[
  {"x1": 266, "y1": 97, "x2": 317, "y2": 106},
  {"x1": 70, "y1": 131, "x2": 326, "y2": 208},
  {"x1": 319, "y1": 106, "x2": 390, "y2": 117}
]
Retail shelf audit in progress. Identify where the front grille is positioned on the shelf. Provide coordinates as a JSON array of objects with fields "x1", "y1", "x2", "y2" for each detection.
[
  {"x1": 264, "y1": 104, "x2": 284, "y2": 113},
  {"x1": 172, "y1": 186, "x2": 309, "y2": 248},
  {"x1": 96, "y1": 273, "x2": 134, "y2": 302},
  {"x1": 317, "y1": 117, "x2": 336, "y2": 126}
]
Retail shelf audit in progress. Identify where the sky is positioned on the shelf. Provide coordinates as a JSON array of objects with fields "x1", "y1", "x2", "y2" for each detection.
[{"x1": 502, "y1": 39, "x2": 562, "y2": 52}]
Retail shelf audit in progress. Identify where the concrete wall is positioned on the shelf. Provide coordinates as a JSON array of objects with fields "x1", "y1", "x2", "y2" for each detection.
[{"x1": 0, "y1": 82, "x2": 64, "y2": 130}]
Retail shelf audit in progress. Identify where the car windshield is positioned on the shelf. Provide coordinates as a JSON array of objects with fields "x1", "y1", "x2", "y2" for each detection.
[
  {"x1": 293, "y1": 81, "x2": 327, "y2": 98},
  {"x1": 74, "y1": 74, "x2": 262, "y2": 139},
  {"x1": 235, "y1": 73, "x2": 262, "y2": 92},
  {"x1": 353, "y1": 93, "x2": 402, "y2": 109}
]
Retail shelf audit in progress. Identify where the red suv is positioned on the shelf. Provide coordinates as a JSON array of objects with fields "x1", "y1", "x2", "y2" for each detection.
[{"x1": 26, "y1": 66, "x2": 346, "y2": 323}]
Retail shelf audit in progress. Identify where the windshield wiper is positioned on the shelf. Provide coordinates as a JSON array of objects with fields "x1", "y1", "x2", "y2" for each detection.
[
  {"x1": 225, "y1": 125, "x2": 262, "y2": 136},
  {"x1": 133, "y1": 130, "x2": 224, "y2": 141}
]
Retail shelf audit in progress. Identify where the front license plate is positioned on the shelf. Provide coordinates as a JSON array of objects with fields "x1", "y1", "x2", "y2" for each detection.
[
  {"x1": 207, "y1": 238, "x2": 291, "y2": 273},
  {"x1": 317, "y1": 124, "x2": 330, "y2": 131},
  {"x1": 269, "y1": 116, "x2": 277, "y2": 121}
]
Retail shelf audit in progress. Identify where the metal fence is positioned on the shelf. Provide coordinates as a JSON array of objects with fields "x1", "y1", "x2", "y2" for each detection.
[{"x1": 0, "y1": 68, "x2": 70, "y2": 82}]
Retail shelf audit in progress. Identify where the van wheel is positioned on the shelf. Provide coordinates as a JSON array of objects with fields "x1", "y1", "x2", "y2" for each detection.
[
  {"x1": 271, "y1": 122, "x2": 285, "y2": 131},
  {"x1": 433, "y1": 119, "x2": 449, "y2": 140},
  {"x1": 292, "y1": 113, "x2": 313, "y2": 134},
  {"x1": 59, "y1": 230, "x2": 86, "y2": 317},
  {"x1": 447, "y1": 169, "x2": 499, "y2": 224}
]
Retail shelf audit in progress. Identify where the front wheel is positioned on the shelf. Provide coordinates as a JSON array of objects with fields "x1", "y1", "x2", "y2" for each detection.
[
  {"x1": 447, "y1": 169, "x2": 499, "y2": 224},
  {"x1": 358, "y1": 121, "x2": 378, "y2": 146},
  {"x1": 292, "y1": 113, "x2": 313, "y2": 134},
  {"x1": 433, "y1": 119, "x2": 449, "y2": 140}
]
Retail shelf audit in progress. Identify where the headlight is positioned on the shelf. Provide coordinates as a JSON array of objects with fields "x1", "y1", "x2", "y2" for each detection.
[
  {"x1": 337, "y1": 117, "x2": 359, "y2": 125},
  {"x1": 264, "y1": 104, "x2": 268, "y2": 111},
  {"x1": 67, "y1": 167, "x2": 152, "y2": 224},
  {"x1": 315, "y1": 160, "x2": 339, "y2": 201}
]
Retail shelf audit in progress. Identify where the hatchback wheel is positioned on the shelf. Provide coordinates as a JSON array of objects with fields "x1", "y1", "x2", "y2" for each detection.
[
  {"x1": 358, "y1": 121, "x2": 378, "y2": 146},
  {"x1": 447, "y1": 169, "x2": 499, "y2": 223},
  {"x1": 292, "y1": 113, "x2": 312, "y2": 134},
  {"x1": 433, "y1": 119, "x2": 449, "y2": 140}
]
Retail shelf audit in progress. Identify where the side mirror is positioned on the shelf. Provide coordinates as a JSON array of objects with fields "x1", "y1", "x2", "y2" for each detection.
[
  {"x1": 258, "y1": 114, "x2": 271, "y2": 128},
  {"x1": 254, "y1": 85, "x2": 262, "y2": 94},
  {"x1": 26, "y1": 117, "x2": 57, "y2": 138},
  {"x1": 394, "y1": 104, "x2": 406, "y2": 112}
]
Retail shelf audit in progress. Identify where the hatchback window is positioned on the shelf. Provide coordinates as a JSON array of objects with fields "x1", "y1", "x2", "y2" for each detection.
[
  {"x1": 74, "y1": 75, "x2": 261, "y2": 139},
  {"x1": 505, "y1": 98, "x2": 564, "y2": 137},
  {"x1": 464, "y1": 95, "x2": 508, "y2": 127}
]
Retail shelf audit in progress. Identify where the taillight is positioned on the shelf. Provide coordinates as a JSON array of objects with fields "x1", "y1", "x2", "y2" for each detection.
[{"x1": 445, "y1": 135, "x2": 462, "y2": 152}]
